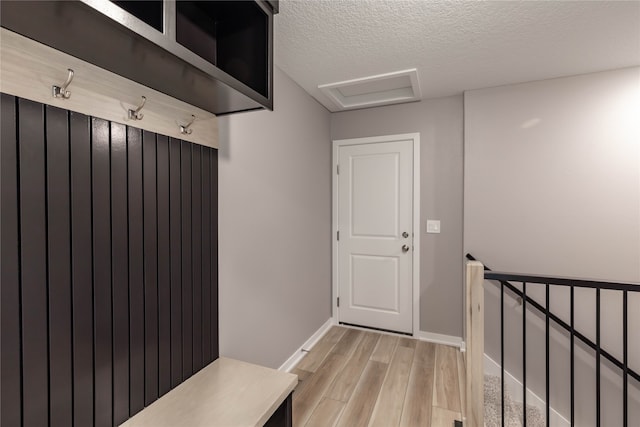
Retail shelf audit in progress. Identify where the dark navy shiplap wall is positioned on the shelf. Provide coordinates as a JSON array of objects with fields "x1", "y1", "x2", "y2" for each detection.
[{"x1": 0, "y1": 94, "x2": 219, "y2": 427}]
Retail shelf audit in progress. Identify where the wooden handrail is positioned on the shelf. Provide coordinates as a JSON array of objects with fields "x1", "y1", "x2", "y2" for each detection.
[{"x1": 465, "y1": 261, "x2": 484, "y2": 427}]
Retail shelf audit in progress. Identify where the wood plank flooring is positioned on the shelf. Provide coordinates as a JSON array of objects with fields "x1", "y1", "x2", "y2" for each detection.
[{"x1": 292, "y1": 326, "x2": 465, "y2": 427}]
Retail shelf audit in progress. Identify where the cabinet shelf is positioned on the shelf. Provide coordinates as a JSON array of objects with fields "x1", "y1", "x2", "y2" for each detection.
[
  {"x1": 176, "y1": 1, "x2": 268, "y2": 98},
  {"x1": 112, "y1": 1, "x2": 163, "y2": 32},
  {"x1": 0, "y1": 0, "x2": 277, "y2": 115}
]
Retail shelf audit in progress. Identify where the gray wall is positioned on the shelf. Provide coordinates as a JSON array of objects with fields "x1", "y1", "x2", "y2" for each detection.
[
  {"x1": 217, "y1": 67, "x2": 332, "y2": 369},
  {"x1": 464, "y1": 67, "x2": 640, "y2": 425},
  {"x1": 331, "y1": 96, "x2": 465, "y2": 338},
  {"x1": 464, "y1": 67, "x2": 640, "y2": 283}
]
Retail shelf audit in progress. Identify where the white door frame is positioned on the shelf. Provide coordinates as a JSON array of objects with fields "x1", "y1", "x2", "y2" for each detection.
[{"x1": 332, "y1": 133, "x2": 421, "y2": 335}]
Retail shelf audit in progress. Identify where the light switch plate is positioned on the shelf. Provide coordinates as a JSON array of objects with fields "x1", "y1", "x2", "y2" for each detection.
[{"x1": 426, "y1": 220, "x2": 441, "y2": 234}]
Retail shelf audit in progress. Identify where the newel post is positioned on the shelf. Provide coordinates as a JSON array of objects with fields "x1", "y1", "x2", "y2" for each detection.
[{"x1": 465, "y1": 261, "x2": 485, "y2": 427}]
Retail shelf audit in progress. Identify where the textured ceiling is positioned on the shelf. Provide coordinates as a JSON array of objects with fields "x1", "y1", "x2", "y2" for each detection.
[{"x1": 274, "y1": 0, "x2": 640, "y2": 112}]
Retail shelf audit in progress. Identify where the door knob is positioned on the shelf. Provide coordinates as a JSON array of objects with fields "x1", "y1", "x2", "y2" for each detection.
[
  {"x1": 402, "y1": 245, "x2": 410, "y2": 253},
  {"x1": 402, "y1": 232, "x2": 409, "y2": 238}
]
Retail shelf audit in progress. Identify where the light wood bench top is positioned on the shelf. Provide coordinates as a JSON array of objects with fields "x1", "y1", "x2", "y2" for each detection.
[{"x1": 120, "y1": 357, "x2": 298, "y2": 427}]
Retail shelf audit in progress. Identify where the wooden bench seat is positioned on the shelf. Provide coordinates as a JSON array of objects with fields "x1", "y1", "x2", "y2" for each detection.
[{"x1": 120, "y1": 357, "x2": 298, "y2": 427}]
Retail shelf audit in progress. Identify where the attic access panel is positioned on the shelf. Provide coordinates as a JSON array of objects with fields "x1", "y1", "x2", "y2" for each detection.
[{"x1": 319, "y1": 69, "x2": 421, "y2": 111}]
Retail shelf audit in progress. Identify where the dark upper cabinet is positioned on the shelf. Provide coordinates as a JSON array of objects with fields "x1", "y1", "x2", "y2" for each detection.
[{"x1": 0, "y1": 0, "x2": 278, "y2": 115}]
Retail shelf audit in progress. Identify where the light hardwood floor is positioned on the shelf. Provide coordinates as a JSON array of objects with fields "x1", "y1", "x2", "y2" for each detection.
[{"x1": 291, "y1": 326, "x2": 466, "y2": 427}]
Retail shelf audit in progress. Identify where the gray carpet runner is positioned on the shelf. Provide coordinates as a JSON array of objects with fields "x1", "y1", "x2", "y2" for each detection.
[{"x1": 484, "y1": 375, "x2": 545, "y2": 427}]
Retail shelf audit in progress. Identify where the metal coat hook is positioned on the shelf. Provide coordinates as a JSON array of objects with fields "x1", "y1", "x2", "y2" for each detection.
[
  {"x1": 52, "y1": 68, "x2": 74, "y2": 99},
  {"x1": 128, "y1": 96, "x2": 146, "y2": 120},
  {"x1": 180, "y1": 115, "x2": 196, "y2": 135}
]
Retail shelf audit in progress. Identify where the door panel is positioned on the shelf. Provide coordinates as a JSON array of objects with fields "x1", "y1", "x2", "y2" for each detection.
[
  {"x1": 351, "y1": 254, "x2": 399, "y2": 312},
  {"x1": 351, "y1": 153, "x2": 399, "y2": 237},
  {"x1": 337, "y1": 139, "x2": 413, "y2": 333}
]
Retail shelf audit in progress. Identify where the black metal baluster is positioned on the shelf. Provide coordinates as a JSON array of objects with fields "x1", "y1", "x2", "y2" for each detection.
[
  {"x1": 463, "y1": 253, "x2": 640, "y2": 427},
  {"x1": 623, "y1": 290, "x2": 628, "y2": 427},
  {"x1": 596, "y1": 288, "x2": 601, "y2": 427},
  {"x1": 571, "y1": 285, "x2": 575, "y2": 427},
  {"x1": 546, "y1": 284, "x2": 550, "y2": 427},
  {"x1": 523, "y1": 281, "x2": 527, "y2": 427},
  {"x1": 501, "y1": 282, "x2": 505, "y2": 427}
]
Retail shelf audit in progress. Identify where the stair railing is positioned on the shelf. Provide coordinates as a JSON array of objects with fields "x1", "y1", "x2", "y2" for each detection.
[
  {"x1": 465, "y1": 254, "x2": 640, "y2": 427},
  {"x1": 465, "y1": 260, "x2": 485, "y2": 427}
]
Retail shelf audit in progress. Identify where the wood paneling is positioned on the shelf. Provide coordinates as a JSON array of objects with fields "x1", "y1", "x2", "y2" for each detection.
[
  {"x1": 0, "y1": 95, "x2": 218, "y2": 427},
  {"x1": 143, "y1": 131, "x2": 159, "y2": 406},
  {"x1": 210, "y1": 148, "x2": 219, "y2": 361},
  {"x1": 70, "y1": 110, "x2": 94, "y2": 427},
  {"x1": 1, "y1": 94, "x2": 22, "y2": 427},
  {"x1": 169, "y1": 138, "x2": 183, "y2": 387},
  {"x1": 46, "y1": 105, "x2": 73, "y2": 427},
  {"x1": 128, "y1": 126, "x2": 145, "y2": 416},
  {"x1": 111, "y1": 122, "x2": 130, "y2": 426},
  {"x1": 201, "y1": 149, "x2": 212, "y2": 365},
  {"x1": 92, "y1": 117, "x2": 113, "y2": 427},
  {"x1": 19, "y1": 99, "x2": 49, "y2": 427},
  {"x1": 192, "y1": 145, "x2": 203, "y2": 371},
  {"x1": 157, "y1": 135, "x2": 171, "y2": 396},
  {"x1": 181, "y1": 141, "x2": 193, "y2": 378}
]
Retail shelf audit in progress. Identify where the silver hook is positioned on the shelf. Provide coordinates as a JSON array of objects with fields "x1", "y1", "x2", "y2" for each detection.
[
  {"x1": 180, "y1": 115, "x2": 196, "y2": 135},
  {"x1": 128, "y1": 96, "x2": 146, "y2": 120},
  {"x1": 52, "y1": 68, "x2": 74, "y2": 99}
]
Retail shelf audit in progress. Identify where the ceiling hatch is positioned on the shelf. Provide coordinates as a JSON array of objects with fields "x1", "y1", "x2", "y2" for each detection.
[{"x1": 318, "y1": 69, "x2": 421, "y2": 111}]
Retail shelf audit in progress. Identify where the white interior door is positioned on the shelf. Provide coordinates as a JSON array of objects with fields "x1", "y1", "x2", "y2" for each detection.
[{"x1": 336, "y1": 137, "x2": 414, "y2": 334}]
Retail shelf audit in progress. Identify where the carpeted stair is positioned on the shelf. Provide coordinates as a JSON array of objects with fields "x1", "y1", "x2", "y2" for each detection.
[{"x1": 484, "y1": 375, "x2": 545, "y2": 427}]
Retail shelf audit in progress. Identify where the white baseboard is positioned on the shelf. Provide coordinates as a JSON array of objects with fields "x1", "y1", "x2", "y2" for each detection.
[
  {"x1": 414, "y1": 330, "x2": 464, "y2": 348},
  {"x1": 484, "y1": 353, "x2": 570, "y2": 427},
  {"x1": 278, "y1": 320, "x2": 464, "y2": 372},
  {"x1": 336, "y1": 323, "x2": 412, "y2": 339},
  {"x1": 336, "y1": 324, "x2": 463, "y2": 349},
  {"x1": 278, "y1": 318, "x2": 335, "y2": 372}
]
